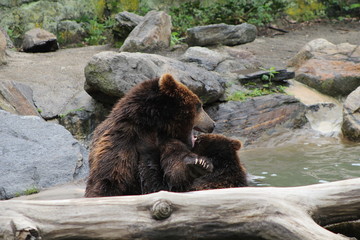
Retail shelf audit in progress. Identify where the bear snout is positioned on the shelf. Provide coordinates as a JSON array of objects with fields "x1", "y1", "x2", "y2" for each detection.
[{"x1": 194, "y1": 109, "x2": 215, "y2": 133}]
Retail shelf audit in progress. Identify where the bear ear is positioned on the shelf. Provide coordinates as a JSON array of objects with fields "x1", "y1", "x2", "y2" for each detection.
[
  {"x1": 159, "y1": 73, "x2": 178, "y2": 94},
  {"x1": 232, "y1": 139, "x2": 242, "y2": 150}
]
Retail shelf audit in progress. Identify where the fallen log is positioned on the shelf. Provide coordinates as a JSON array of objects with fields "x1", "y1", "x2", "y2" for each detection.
[{"x1": 1, "y1": 178, "x2": 360, "y2": 240}]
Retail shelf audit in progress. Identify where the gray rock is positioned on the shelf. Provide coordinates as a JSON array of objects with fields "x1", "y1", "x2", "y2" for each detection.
[
  {"x1": 288, "y1": 38, "x2": 360, "y2": 97},
  {"x1": 214, "y1": 46, "x2": 262, "y2": 74},
  {"x1": 58, "y1": 90, "x2": 109, "y2": 146},
  {"x1": 119, "y1": 10, "x2": 171, "y2": 52},
  {"x1": 342, "y1": 86, "x2": 360, "y2": 142},
  {"x1": 186, "y1": 23, "x2": 257, "y2": 47},
  {"x1": 179, "y1": 46, "x2": 262, "y2": 101},
  {"x1": 84, "y1": 51, "x2": 225, "y2": 105},
  {"x1": 207, "y1": 94, "x2": 308, "y2": 146},
  {"x1": 0, "y1": 30, "x2": 6, "y2": 65},
  {"x1": 180, "y1": 46, "x2": 227, "y2": 71},
  {"x1": 22, "y1": 28, "x2": 59, "y2": 52},
  {"x1": 0, "y1": 80, "x2": 40, "y2": 116},
  {"x1": 113, "y1": 11, "x2": 144, "y2": 41},
  {"x1": 0, "y1": 110, "x2": 88, "y2": 199}
]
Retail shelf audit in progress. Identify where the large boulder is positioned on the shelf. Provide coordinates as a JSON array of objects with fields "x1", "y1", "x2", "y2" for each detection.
[
  {"x1": 288, "y1": 38, "x2": 360, "y2": 97},
  {"x1": 180, "y1": 46, "x2": 262, "y2": 84},
  {"x1": 22, "y1": 28, "x2": 59, "y2": 52},
  {"x1": 342, "y1": 86, "x2": 360, "y2": 142},
  {"x1": 84, "y1": 51, "x2": 225, "y2": 105},
  {"x1": 207, "y1": 94, "x2": 308, "y2": 146},
  {"x1": 186, "y1": 23, "x2": 257, "y2": 47},
  {"x1": 119, "y1": 11, "x2": 171, "y2": 52},
  {"x1": 180, "y1": 46, "x2": 261, "y2": 72},
  {"x1": 0, "y1": 30, "x2": 6, "y2": 65},
  {"x1": 0, "y1": 80, "x2": 39, "y2": 116},
  {"x1": 113, "y1": 11, "x2": 144, "y2": 41},
  {"x1": 0, "y1": 110, "x2": 88, "y2": 199},
  {"x1": 180, "y1": 46, "x2": 227, "y2": 71}
]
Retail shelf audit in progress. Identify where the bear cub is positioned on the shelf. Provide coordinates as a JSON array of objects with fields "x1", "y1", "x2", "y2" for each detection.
[{"x1": 190, "y1": 134, "x2": 248, "y2": 191}]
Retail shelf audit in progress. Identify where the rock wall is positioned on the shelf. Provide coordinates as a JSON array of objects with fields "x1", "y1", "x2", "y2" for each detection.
[{"x1": 0, "y1": 0, "x2": 139, "y2": 46}]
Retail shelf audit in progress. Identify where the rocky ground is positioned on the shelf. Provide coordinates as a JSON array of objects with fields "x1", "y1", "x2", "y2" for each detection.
[
  {"x1": 2, "y1": 20, "x2": 359, "y2": 200},
  {"x1": 235, "y1": 20, "x2": 360, "y2": 69}
]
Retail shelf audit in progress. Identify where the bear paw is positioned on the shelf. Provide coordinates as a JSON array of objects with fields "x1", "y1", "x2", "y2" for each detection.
[{"x1": 185, "y1": 156, "x2": 213, "y2": 179}]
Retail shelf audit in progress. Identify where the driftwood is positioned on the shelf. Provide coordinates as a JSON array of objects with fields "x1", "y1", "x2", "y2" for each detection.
[
  {"x1": 1, "y1": 178, "x2": 360, "y2": 240},
  {"x1": 237, "y1": 69, "x2": 295, "y2": 83}
]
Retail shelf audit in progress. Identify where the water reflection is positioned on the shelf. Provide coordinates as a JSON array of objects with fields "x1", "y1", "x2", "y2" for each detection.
[{"x1": 241, "y1": 133, "x2": 360, "y2": 187}]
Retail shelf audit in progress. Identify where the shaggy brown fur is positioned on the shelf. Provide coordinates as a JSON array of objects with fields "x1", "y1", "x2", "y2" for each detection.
[
  {"x1": 190, "y1": 134, "x2": 248, "y2": 191},
  {"x1": 85, "y1": 74, "x2": 215, "y2": 197}
]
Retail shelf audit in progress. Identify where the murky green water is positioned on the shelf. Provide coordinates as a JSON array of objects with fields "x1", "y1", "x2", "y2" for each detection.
[{"x1": 241, "y1": 135, "x2": 360, "y2": 187}]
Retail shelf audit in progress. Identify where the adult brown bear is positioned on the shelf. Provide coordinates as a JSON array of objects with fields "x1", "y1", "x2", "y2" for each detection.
[{"x1": 85, "y1": 73, "x2": 215, "y2": 197}]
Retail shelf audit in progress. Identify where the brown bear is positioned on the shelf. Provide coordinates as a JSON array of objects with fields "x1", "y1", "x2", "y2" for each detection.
[
  {"x1": 190, "y1": 134, "x2": 248, "y2": 191},
  {"x1": 85, "y1": 73, "x2": 215, "y2": 197}
]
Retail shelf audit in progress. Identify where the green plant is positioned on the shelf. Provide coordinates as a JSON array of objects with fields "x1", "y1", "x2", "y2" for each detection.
[
  {"x1": 106, "y1": 0, "x2": 139, "y2": 15},
  {"x1": 226, "y1": 66, "x2": 286, "y2": 102},
  {"x1": 15, "y1": 187, "x2": 39, "y2": 197},
  {"x1": 6, "y1": 24, "x2": 24, "y2": 46},
  {"x1": 170, "y1": 32, "x2": 185, "y2": 46},
  {"x1": 320, "y1": 0, "x2": 360, "y2": 18},
  {"x1": 84, "y1": 19, "x2": 107, "y2": 45},
  {"x1": 226, "y1": 86, "x2": 286, "y2": 101},
  {"x1": 286, "y1": 0, "x2": 325, "y2": 21},
  {"x1": 169, "y1": 0, "x2": 287, "y2": 37},
  {"x1": 260, "y1": 66, "x2": 279, "y2": 84}
]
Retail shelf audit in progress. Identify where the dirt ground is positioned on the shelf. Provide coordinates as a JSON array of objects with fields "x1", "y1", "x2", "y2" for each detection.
[{"x1": 237, "y1": 19, "x2": 360, "y2": 69}]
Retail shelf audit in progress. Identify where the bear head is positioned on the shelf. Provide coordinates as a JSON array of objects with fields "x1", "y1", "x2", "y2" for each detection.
[
  {"x1": 192, "y1": 134, "x2": 242, "y2": 169},
  {"x1": 121, "y1": 73, "x2": 215, "y2": 147},
  {"x1": 158, "y1": 74, "x2": 215, "y2": 146}
]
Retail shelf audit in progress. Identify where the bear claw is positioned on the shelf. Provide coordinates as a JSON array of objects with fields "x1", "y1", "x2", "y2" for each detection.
[{"x1": 185, "y1": 156, "x2": 213, "y2": 179}]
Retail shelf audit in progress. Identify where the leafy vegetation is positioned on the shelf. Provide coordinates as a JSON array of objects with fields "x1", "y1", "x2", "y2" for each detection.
[
  {"x1": 15, "y1": 187, "x2": 39, "y2": 197},
  {"x1": 168, "y1": 0, "x2": 359, "y2": 38},
  {"x1": 84, "y1": 19, "x2": 107, "y2": 45},
  {"x1": 170, "y1": 32, "x2": 185, "y2": 46},
  {"x1": 226, "y1": 85, "x2": 287, "y2": 101},
  {"x1": 169, "y1": 0, "x2": 287, "y2": 37},
  {"x1": 321, "y1": 0, "x2": 360, "y2": 18},
  {"x1": 286, "y1": 0, "x2": 326, "y2": 21},
  {"x1": 226, "y1": 70, "x2": 287, "y2": 102}
]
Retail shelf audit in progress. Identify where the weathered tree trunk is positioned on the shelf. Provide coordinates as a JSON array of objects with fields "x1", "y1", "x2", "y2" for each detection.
[{"x1": 1, "y1": 178, "x2": 360, "y2": 240}]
